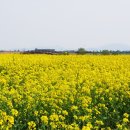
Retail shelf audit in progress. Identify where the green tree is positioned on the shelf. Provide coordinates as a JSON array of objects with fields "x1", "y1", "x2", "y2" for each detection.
[
  {"x1": 77, "y1": 48, "x2": 86, "y2": 55},
  {"x1": 101, "y1": 50, "x2": 111, "y2": 55}
]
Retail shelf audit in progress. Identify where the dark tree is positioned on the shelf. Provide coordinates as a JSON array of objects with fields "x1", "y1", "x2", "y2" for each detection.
[{"x1": 77, "y1": 48, "x2": 86, "y2": 54}]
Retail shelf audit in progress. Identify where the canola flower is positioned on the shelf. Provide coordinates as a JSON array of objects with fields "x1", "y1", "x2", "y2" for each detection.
[
  {"x1": 41, "y1": 115, "x2": 48, "y2": 125},
  {"x1": 28, "y1": 121, "x2": 36, "y2": 130},
  {"x1": 0, "y1": 54, "x2": 130, "y2": 129}
]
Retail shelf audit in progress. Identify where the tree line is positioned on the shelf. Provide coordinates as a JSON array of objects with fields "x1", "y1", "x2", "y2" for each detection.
[
  {"x1": 0, "y1": 48, "x2": 130, "y2": 55},
  {"x1": 77, "y1": 48, "x2": 130, "y2": 55}
]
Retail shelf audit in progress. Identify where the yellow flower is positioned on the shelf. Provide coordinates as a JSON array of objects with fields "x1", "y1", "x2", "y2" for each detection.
[
  {"x1": 123, "y1": 118, "x2": 129, "y2": 123},
  {"x1": 95, "y1": 120, "x2": 104, "y2": 125},
  {"x1": 123, "y1": 113, "x2": 129, "y2": 118},
  {"x1": 73, "y1": 115, "x2": 78, "y2": 120},
  {"x1": 59, "y1": 115, "x2": 65, "y2": 121},
  {"x1": 109, "y1": 97, "x2": 112, "y2": 101},
  {"x1": 50, "y1": 114, "x2": 59, "y2": 122},
  {"x1": 106, "y1": 127, "x2": 111, "y2": 130},
  {"x1": 82, "y1": 126, "x2": 91, "y2": 130},
  {"x1": 71, "y1": 106, "x2": 78, "y2": 111},
  {"x1": 116, "y1": 123, "x2": 122, "y2": 129},
  {"x1": 41, "y1": 116, "x2": 48, "y2": 125},
  {"x1": 7, "y1": 116, "x2": 14, "y2": 125},
  {"x1": 79, "y1": 116, "x2": 85, "y2": 121},
  {"x1": 50, "y1": 122, "x2": 57, "y2": 129},
  {"x1": 11, "y1": 109, "x2": 18, "y2": 117},
  {"x1": 86, "y1": 122, "x2": 93, "y2": 128},
  {"x1": 0, "y1": 119, "x2": 3, "y2": 125},
  {"x1": 28, "y1": 121, "x2": 36, "y2": 130},
  {"x1": 62, "y1": 110, "x2": 68, "y2": 116},
  {"x1": 2, "y1": 112, "x2": 6, "y2": 117},
  {"x1": 34, "y1": 111, "x2": 38, "y2": 116}
]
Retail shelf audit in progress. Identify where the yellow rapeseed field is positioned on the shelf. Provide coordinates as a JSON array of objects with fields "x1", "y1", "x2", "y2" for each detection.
[{"x1": 0, "y1": 54, "x2": 130, "y2": 130}]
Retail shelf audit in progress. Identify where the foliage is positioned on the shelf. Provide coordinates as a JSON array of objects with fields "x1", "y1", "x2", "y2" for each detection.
[
  {"x1": 101, "y1": 50, "x2": 111, "y2": 55},
  {"x1": 77, "y1": 48, "x2": 87, "y2": 54}
]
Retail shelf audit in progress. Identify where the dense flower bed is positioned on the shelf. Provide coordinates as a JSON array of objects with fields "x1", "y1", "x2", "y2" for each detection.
[{"x1": 0, "y1": 54, "x2": 130, "y2": 129}]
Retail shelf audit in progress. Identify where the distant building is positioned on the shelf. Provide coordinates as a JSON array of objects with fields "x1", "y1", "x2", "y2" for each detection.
[
  {"x1": 34, "y1": 48, "x2": 55, "y2": 53},
  {"x1": 22, "y1": 48, "x2": 56, "y2": 54}
]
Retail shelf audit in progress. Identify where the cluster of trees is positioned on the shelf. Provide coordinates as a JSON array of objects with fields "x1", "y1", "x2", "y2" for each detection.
[{"x1": 77, "y1": 48, "x2": 130, "y2": 55}]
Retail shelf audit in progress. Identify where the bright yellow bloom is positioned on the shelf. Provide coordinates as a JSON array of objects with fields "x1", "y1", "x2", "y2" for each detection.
[
  {"x1": 0, "y1": 119, "x2": 3, "y2": 125},
  {"x1": 41, "y1": 116, "x2": 48, "y2": 125},
  {"x1": 116, "y1": 123, "x2": 122, "y2": 129},
  {"x1": 7, "y1": 116, "x2": 14, "y2": 125},
  {"x1": 95, "y1": 120, "x2": 104, "y2": 125},
  {"x1": 34, "y1": 111, "x2": 38, "y2": 116},
  {"x1": 28, "y1": 121, "x2": 36, "y2": 130},
  {"x1": 50, "y1": 114, "x2": 59, "y2": 122},
  {"x1": 123, "y1": 118, "x2": 129, "y2": 123},
  {"x1": 11, "y1": 109, "x2": 18, "y2": 117},
  {"x1": 62, "y1": 110, "x2": 68, "y2": 116},
  {"x1": 71, "y1": 106, "x2": 78, "y2": 111},
  {"x1": 123, "y1": 113, "x2": 129, "y2": 118},
  {"x1": 82, "y1": 126, "x2": 91, "y2": 130}
]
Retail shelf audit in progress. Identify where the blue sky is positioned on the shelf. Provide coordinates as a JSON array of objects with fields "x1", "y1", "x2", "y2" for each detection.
[{"x1": 0, "y1": 0, "x2": 130, "y2": 50}]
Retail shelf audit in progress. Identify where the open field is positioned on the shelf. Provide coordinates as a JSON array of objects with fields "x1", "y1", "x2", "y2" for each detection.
[{"x1": 0, "y1": 54, "x2": 130, "y2": 129}]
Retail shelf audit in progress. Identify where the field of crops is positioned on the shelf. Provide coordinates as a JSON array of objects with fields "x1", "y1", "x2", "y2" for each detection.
[{"x1": 0, "y1": 54, "x2": 130, "y2": 130}]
